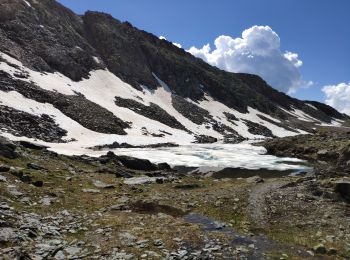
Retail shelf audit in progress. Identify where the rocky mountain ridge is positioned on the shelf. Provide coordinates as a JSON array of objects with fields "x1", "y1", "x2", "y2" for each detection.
[{"x1": 0, "y1": 0, "x2": 348, "y2": 155}]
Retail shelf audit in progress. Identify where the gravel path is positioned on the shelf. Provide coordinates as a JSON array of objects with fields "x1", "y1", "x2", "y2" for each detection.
[{"x1": 248, "y1": 179, "x2": 289, "y2": 227}]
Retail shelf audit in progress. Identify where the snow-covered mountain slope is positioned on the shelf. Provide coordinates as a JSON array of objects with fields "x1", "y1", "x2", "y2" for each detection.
[{"x1": 0, "y1": 0, "x2": 348, "y2": 156}]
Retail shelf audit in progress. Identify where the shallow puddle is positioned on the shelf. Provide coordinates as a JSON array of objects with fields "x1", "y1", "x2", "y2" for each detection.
[
  {"x1": 130, "y1": 201, "x2": 187, "y2": 218},
  {"x1": 184, "y1": 213, "x2": 316, "y2": 259}
]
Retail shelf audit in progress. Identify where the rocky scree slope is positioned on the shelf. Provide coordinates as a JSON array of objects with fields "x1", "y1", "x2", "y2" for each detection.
[
  {"x1": 0, "y1": 0, "x2": 348, "y2": 154},
  {"x1": 261, "y1": 128, "x2": 350, "y2": 175}
]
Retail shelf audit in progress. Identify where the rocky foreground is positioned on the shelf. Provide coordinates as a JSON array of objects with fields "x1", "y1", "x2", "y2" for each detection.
[{"x1": 0, "y1": 133, "x2": 350, "y2": 259}]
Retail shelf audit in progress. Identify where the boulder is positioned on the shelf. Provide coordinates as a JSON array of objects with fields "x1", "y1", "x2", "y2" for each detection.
[
  {"x1": 9, "y1": 167, "x2": 24, "y2": 178},
  {"x1": 337, "y1": 145, "x2": 350, "y2": 166},
  {"x1": 313, "y1": 244, "x2": 327, "y2": 254},
  {"x1": 27, "y1": 163, "x2": 47, "y2": 171},
  {"x1": 334, "y1": 180, "x2": 350, "y2": 202},
  {"x1": 0, "y1": 164, "x2": 10, "y2": 172},
  {"x1": 32, "y1": 180, "x2": 44, "y2": 187},
  {"x1": 0, "y1": 137, "x2": 18, "y2": 159},
  {"x1": 124, "y1": 176, "x2": 158, "y2": 185},
  {"x1": 115, "y1": 171, "x2": 133, "y2": 178},
  {"x1": 317, "y1": 149, "x2": 338, "y2": 161},
  {"x1": 9, "y1": 168, "x2": 32, "y2": 183},
  {"x1": 157, "y1": 162, "x2": 171, "y2": 170},
  {"x1": 114, "y1": 154, "x2": 158, "y2": 171}
]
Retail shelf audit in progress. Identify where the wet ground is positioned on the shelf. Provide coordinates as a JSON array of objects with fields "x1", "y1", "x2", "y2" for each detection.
[{"x1": 174, "y1": 165, "x2": 313, "y2": 179}]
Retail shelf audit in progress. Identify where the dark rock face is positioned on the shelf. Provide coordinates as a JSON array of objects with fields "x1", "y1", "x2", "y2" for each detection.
[
  {"x1": 305, "y1": 101, "x2": 348, "y2": 122},
  {"x1": 224, "y1": 112, "x2": 239, "y2": 125},
  {"x1": 243, "y1": 120, "x2": 275, "y2": 138},
  {"x1": 0, "y1": 136, "x2": 18, "y2": 159},
  {"x1": 91, "y1": 141, "x2": 178, "y2": 150},
  {"x1": 212, "y1": 122, "x2": 241, "y2": 138},
  {"x1": 0, "y1": 105, "x2": 67, "y2": 142},
  {"x1": 171, "y1": 95, "x2": 244, "y2": 141},
  {"x1": 171, "y1": 95, "x2": 212, "y2": 125},
  {"x1": 257, "y1": 115, "x2": 299, "y2": 133},
  {"x1": 0, "y1": 0, "x2": 104, "y2": 81},
  {"x1": 194, "y1": 135, "x2": 218, "y2": 144},
  {"x1": 223, "y1": 134, "x2": 247, "y2": 144},
  {"x1": 115, "y1": 96, "x2": 186, "y2": 131}
]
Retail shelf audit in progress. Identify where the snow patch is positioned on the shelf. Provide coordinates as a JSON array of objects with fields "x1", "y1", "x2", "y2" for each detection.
[
  {"x1": 92, "y1": 56, "x2": 101, "y2": 64},
  {"x1": 306, "y1": 103, "x2": 318, "y2": 110},
  {"x1": 196, "y1": 95, "x2": 303, "y2": 138},
  {"x1": 22, "y1": 0, "x2": 31, "y2": 7},
  {"x1": 279, "y1": 106, "x2": 320, "y2": 123}
]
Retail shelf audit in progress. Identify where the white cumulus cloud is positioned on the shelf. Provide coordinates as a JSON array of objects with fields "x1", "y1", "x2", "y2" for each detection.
[
  {"x1": 187, "y1": 25, "x2": 312, "y2": 93},
  {"x1": 322, "y1": 82, "x2": 350, "y2": 115}
]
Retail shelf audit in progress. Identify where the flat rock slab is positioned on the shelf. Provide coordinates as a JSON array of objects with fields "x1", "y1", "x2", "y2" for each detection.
[
  {"x1": 124, "y1": 176, "x2": 164, "y2": 185},
  {"x1": 92, "y1": 180, "x2": 114, "y2": 189}
]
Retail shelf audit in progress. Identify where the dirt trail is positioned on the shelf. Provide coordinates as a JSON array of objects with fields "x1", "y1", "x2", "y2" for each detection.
[{"x1": 247, "y1": 179, "x2": 289, "y2": 228}]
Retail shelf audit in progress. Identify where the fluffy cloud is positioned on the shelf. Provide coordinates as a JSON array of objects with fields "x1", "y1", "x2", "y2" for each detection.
[
  {"x1": 159, "y1": 36, "x2": 182, "y2": 48},
  {"x1": 187, "y1": 26, "x2": 312, "y2": 93},
  {"x1": 323, "y1": 82, "x2": 350, "y2": 115}
]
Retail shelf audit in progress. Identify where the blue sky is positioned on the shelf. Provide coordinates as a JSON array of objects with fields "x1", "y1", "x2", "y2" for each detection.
[{"x1": 58, "y1": 0, "x2": 349, "y2": 107}]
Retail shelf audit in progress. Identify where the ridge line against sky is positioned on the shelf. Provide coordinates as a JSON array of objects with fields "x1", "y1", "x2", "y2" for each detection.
[{"x1": 57, "y1": 0, "x2": 350, "y2": 114}]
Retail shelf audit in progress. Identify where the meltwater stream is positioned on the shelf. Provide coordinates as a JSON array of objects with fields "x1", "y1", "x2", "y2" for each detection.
[{"x1": 111, "y1": 142, "x2": 311, "y2": 172}]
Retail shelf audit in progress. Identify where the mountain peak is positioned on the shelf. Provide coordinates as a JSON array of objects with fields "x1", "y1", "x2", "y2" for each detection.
[{"x1": 0, "y1": 0, "x2": 348, "y2": 155}]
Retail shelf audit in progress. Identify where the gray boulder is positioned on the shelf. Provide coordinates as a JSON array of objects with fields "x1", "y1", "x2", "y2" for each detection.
[
  {"x1": 334, "y1": 180, "x2": 350, "y2": 202},
  {"x1": 0, "y1": 136, "x2": 18, "y2": 159}
]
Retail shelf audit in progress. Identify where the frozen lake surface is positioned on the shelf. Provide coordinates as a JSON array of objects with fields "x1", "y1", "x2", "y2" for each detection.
[{"x1": 111, "y1": 142, "x2": 310, "y2": 171}]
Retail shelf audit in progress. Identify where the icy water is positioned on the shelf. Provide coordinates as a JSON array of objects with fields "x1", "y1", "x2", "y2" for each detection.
[{"x1": 112, "y1": 142, "x2": 311, "y2": 172}]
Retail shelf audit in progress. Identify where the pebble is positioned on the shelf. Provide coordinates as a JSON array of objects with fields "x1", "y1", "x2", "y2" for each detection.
[
  {"x1": 39, "y1": 197, "x2": 53, "y2": 206},
  {"x1": 82, "y1": 188, "x2": 101, "y2": 193},
  {"x1": 153, "y1": 239, "x2": 163, "y2": 246},
  {"x1": 93, "y1": 180, "x2": 114, "y2": 189},
  {"x1": 0, "y1": 175, "x2": 7, "y2": 182}
]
